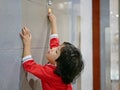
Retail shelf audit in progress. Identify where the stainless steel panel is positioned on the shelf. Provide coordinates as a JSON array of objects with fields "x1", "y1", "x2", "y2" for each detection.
[
  {"x1": 105, "y1": 27, "x2": 111, "y2": 90},
  {"x1": 0, "y1": 0, "x2": 81, "y2": 89},
  {"x1": 0, "y1": 0, "x2": 21, "y2": 49},
  {"x1": 0, "y1": 50, "x2": 22, "y2": 90},
  {"x1": 0, "y1": 0, "x2": 21, "y2": 90},
  {"x1": 100, "y1": 0, "x2": 110, "y2": 90}
]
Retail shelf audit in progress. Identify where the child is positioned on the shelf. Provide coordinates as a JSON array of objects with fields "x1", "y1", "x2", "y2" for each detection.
[{"x1": 20, "y1": 12, "x2": 84, "y2": 90}]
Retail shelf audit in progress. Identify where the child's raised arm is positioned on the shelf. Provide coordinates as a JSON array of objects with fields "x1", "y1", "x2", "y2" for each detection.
[
  {"x1": 20, "y1": 27, "x2": 32, "y2": 57},
  {"x1": 48, "y1": 11, "x2": 60, "y2": 49},
  {"x1": 48, "y1": 10, "x2": 57, "y2": 34}
]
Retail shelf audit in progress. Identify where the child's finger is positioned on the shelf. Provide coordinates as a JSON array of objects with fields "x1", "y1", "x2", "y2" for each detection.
[
  {"x1": 22, "y1": 27, "x2": 26, "y2": 34},
  {"x1": 29, "y1": 33, "x2": 32, "y2": 39},
  {"x1": 22, "y1": 27, "x2": 30, "y2": 35},
  {"x1": 48, "y1": 8, "x2": 52, "y2": 13},
  {"x1": 24, "y1": 27, "x2": 29, "y2": 31},
  {"x1": 24, "y1": 27, "x2": 31, "y2": 34},
  {"x1": 19, "y1": 32, "x2": 24, "y2": 38},
  {"x1": 48, "y1": 13, "x2": 52, "y2": 17}
]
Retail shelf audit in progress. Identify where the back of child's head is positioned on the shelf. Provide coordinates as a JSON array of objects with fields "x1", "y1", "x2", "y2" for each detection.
[{"x1": 54, "y1": 42, "x2": 84, "y2": 84}]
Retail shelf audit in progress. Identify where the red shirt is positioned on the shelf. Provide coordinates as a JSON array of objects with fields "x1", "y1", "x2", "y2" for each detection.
[{"x1": 22, "y1": 35, "x2": 72, "y2": 90}]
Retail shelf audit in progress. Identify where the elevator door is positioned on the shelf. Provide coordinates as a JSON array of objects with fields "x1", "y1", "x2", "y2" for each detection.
[
  {"x1": 21, "y1": 0, "x2": 70, "y2": 90},
  {"x1": 0, "y1": 0, "x2": 21, "y2": 90},
  {"x1": 0, "y1": 0, "x2": 80, "y2": 90}
]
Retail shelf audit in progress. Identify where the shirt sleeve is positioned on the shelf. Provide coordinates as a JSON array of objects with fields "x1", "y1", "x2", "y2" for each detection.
[
  {"x1": 22, "y1": 55, "x2": 50, "y2": 80},
  {"x1": 50, "y1": 34, "x2": 60, "y2": 49}
]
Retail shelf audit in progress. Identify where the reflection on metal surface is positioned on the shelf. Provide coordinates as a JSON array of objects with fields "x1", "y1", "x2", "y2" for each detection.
[
  {"x1": 105, "y1": 27, "x2": 111, "y2": 90},
  {"x1": 110, "y1": 0, "x2": 119, "y2": 81},
  {"x1": 58, "y1": 3, "x2": 64, "y2": 9},
  {"x1": 110, "y1": 0, "x2": 119, "y2": 90},
  {"x1": 48, "y1": 0, "x2": 52, "y2": 6},
  {"x1": 111, "y1": 32, "x2": 119, "y2": 80}
]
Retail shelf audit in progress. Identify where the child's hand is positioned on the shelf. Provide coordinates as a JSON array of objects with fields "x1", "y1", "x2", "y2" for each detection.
[
  {"x1": 20, "y1": 27, "x2": 32, "y2": 46},
  {"x1": 48, "y1": 12, "x2": 56, "y2": 24}
]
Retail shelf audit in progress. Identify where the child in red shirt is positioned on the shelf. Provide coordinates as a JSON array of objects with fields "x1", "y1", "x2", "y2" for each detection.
[{"x1": 20, "y1": 12, "x2": 84, "y2": 90}]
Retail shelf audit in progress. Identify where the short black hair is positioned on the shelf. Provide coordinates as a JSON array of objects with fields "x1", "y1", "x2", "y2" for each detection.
[{"x1": 54, "y1": 42, "x2": 84, "y2": 84}]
